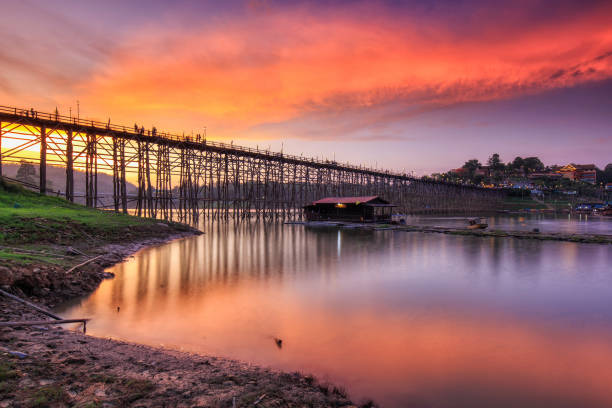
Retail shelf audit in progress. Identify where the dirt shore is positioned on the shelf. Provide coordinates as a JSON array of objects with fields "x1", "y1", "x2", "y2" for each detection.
[{"x1": 0, "y1": 229, "x2": 363, "y2": 408}]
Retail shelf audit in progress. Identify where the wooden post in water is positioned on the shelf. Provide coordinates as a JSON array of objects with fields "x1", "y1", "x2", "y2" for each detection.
[
  {"x1": 112, "y1": 136, "x2": 119, "y2": 212},
  {"x1": 85, "y1": 135, "x2": 90, "y2": 206},
  {"x1": 93, "y1": 134, "x2": 98, "y2": 208},
  {"x1": 146, "y1": 142, "x2": 153, "y2": 218},
  {"x1": 66, "y1": 130, "x2": 74, "y2": 202},
  {"x1": 120, "y1": 139, "x2": 127, "y2": 214},
  {"x1": 39, "y1": 125, "x2": 46, "y2": 194},
  {"x1": 137, "y1": 139, "x2": 143, "y2": 217},
  {"x1": 85, "y1": 133, "x2": 96, "y2": 207}
]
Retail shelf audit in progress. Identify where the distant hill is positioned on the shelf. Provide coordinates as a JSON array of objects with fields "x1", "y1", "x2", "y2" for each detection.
[{"x1": 1, "y1": 162, "x2": 138, "y2": 206}]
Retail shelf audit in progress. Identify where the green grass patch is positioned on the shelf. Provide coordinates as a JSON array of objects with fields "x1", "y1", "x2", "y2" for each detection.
[
  {"x1": 543, "y1": 200, "x2": 572, "y2": 210},
  {"x1": 121, "y1": 378, "x2": 155, "y2": 403},
  {"x1": 90, "y1": 373, "x2": 118, "y2": 384},
  {"x1": 0, "y1": 178, "x2": 156, "y2": 237},
  {"x1": 0, "y1": 360, "x2": 19, "y2": 400},
  {"x1": 0, "y1": 249, "x2": 67, "y2": 265},
  {"x1": 501, "y1": 197, "x2": 547, "y2": 210},
  {"x1": 0, "y1": 361, "x2": 18, "y2": 381},
  {"x1": 0, "y1": 177, "x2": 191, "y2": 252},
  {"x1": 28, "y1": 385, "x2": 67, "y2": 408}
]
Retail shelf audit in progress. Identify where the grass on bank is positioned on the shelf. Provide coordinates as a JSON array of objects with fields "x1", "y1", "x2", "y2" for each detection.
[
  {"x1": 501, "y1": 196, "x2": 546, "y2": 210},
  {"x1": 501, "y1": 196, "x2": 574, "y2": 211},
  {"x1": 0, "y1": 177, "x2": 191, "y2": 252}
]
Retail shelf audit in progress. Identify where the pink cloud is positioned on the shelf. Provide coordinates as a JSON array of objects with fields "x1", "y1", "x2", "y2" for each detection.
[{"x1": 52, "y1": 2, "x2": 612, "y2": 140}]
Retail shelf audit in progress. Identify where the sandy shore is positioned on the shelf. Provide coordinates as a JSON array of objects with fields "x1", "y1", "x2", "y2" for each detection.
[{"x1": 0, "y1": 229, "x2": 363, "y2": 407}]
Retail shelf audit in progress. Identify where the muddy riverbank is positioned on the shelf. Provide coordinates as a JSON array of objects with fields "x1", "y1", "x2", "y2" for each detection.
[
  {"x1": 1, "y1": 231, "x2": 362, "y2": 407},
  {"x1": 0, "y1": 229, "x2": 199, "y2": 308},
  {"x1": 0, "y1": 300, "x2": 357, "y2": 407}
]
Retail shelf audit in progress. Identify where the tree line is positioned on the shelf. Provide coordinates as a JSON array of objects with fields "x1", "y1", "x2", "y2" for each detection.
[{"x1": 429, "y1": 154, "x2": 612, "y2": 187}]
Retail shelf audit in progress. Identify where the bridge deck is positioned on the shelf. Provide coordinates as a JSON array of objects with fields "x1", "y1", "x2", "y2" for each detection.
[{"x1": 0, "y1": 105, "x2": 409, "y2": 180}]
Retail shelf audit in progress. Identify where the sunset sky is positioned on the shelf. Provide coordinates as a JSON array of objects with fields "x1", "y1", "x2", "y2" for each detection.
[{"x1": 1, "y1": 0, "x2": 611, "y2": 174}]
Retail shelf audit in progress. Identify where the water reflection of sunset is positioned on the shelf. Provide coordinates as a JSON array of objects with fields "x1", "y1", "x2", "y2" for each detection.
[{"x1": 61, "y1": 223, "x2": 612, "y2": 407}]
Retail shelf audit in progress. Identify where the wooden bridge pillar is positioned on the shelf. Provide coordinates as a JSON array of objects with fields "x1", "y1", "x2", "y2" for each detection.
[
  {"x1": 145, "y1": 142, "x2": 153, "y2": 218},
  {"x1": 137, "y1": 140, "x2": 144, "y2": 217},
  {"x1": 66, "y1": 130, "x2": 74, "y2": 202},
  {"x1": 112, "y1": 136, "x2": 120, "y2": 212},
  {"x1": 94, "y1": 138, "x2": 98, "y2": 208},
  {"x1": 84, "y1": 133, "x2": 98, "y2": 207},
  {"x1": 39, "y1": 125, "x2": 46, "y2": 194},
  {"x1": 120, "y1": 139, "x2": 127, "y2": 214}
]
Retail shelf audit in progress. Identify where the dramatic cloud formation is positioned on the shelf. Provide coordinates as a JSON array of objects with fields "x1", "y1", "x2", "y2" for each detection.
[
  {"x1": 74, "y1": 1, "x2": 612, "y2": 140},
  {"x1": 1, "y1": 0, "x2": 611, "y2": 172},
  {"x1": 0, "y1": 1, "x2": 112, "y2": 101}
]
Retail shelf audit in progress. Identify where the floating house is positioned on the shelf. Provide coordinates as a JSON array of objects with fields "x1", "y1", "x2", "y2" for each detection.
[{"x1": 303, "y1": 196, "x2": 396, "y2": 222}]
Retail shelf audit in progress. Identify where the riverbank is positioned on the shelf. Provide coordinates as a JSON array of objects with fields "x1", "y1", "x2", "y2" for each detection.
[
  {"x1": 0, "y1": 299, "x2": 358, "y2": 408},
  {"x1": 0, "y1": 179, "x2": 361, "y2": 407},
  {"x1": 0, "y1": 177, "x2": 201, "y2": 305},
  {"x1": 298, "y1": 221, "x2": 612, "y2": 244},
  {"x1": 398, "y1": 224, "x2": 612, "y2": 244}
]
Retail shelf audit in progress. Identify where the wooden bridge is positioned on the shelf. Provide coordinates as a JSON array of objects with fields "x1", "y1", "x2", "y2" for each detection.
[{"x1": 0, "y1": 105, "x2": 503, "y2": 220}]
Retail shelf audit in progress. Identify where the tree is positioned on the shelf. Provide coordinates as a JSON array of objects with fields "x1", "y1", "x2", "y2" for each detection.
[
  {"x1": 462, "y1": 159, "x2": 481, "y2": 180},
  {"x1": 511, "y1": 156, "x2": 524, "y2": 171},
  {"x1": 604, "y1": 163, "x2": 612, "y2": 183},
  {"x1": 463, "y1": 159, "x2": 481, "y2": 171},
  {"x1": 16, "y1": 161, "x2": 37, "y2": 185},
  {"x1": 488, "y1": 153, "x2": 506, "y2": 172},
  {"x1": 523, "y1": 157, "x2": 544, "y2": 174}
]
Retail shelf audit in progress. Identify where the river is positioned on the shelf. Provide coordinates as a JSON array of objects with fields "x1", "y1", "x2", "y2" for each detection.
[{"x1": 59, "y1": 215, "x2": 612, "y2": 407}]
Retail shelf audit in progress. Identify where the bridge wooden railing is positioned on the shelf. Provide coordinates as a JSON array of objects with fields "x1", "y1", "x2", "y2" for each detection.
[{"x1": 0, "y1": 104, "x2": 410, "y2": 180}]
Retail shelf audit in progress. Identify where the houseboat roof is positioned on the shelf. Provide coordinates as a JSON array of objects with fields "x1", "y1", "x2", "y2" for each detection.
[{"x1": 310, "y1": 196, "x2": 394, "y2": 205}]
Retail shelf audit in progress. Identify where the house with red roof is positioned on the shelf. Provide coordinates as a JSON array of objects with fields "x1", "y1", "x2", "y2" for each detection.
[
  {"x1": 303, "y1": 196, "x2": 396, "y2": 222},
  {"x1": 558, "y1": 164, "x2": 597, "y2": 184}
]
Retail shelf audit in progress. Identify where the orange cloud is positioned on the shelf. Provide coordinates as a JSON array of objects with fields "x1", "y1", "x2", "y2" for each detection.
[{"x1": 73, "y1": 3, "x2": 612, "y2": 140}]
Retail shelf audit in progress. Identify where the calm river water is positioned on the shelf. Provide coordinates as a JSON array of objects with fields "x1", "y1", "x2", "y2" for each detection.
[{"x1": 60, "y1": 215, "x2": 612, "y2": 407}]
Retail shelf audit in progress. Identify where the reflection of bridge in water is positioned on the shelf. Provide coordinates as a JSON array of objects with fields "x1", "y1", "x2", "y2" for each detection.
[{"x1": 0, "y1": 105, "x2": 503, "y2": 220}]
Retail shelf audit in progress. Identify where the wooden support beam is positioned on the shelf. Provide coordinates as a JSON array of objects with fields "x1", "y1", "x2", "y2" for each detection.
[
  {"x1": 39, "y1": 125, "x2": 46, "y2": 193},
  {"x1": 66, "y1": 130, "x2": 73, "y2": 202},
  {"x1": 94, "y1": 134, "x2": 98, "y2": 208},
  {"x1": 0, "y1": 319, "x2": 89, "y2": 333},
  {"x1": 0, "y1": 319, "x2": 89, "y2": 327},
  {"x1": 112, "y1": 136, "x2": 119, "y2": 212},
  {"x1": 145, "y1": 142, "x2": 153, "y2": 217},
  {"x1": 120, "y1": 139, "x2": 127, "y2": 214}
]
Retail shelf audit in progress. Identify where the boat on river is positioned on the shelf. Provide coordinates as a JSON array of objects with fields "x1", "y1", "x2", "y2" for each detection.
[
  {"x1": 595, "y1": 205, "x2": 612, "y2": 216},
  {"x1": 467, "y1": 217, "x2": 488, "y2": 229}
]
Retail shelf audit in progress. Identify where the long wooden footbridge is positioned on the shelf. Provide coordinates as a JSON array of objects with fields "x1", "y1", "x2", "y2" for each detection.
[{"x1": 0, "y1": 105, "x2": 503, "y2": 220}]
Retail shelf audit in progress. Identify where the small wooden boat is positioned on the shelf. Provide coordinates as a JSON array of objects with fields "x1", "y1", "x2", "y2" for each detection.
[
  {"x1": 598, "y1": 207, "x2": 612, "y2": 216},
  {"x1": 467, "y1": 218, "x2": 488, "y2": 230}
]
